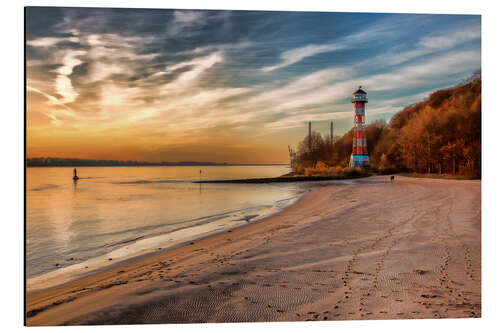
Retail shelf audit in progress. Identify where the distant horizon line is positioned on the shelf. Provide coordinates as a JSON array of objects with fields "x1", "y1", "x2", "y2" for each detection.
[{"x1": 26, "y1": 157, "x2": 288, "y2": 167}]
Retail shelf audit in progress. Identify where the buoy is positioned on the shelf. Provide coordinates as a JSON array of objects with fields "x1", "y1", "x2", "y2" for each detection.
[{"x1": 73, "y1": 168, "x2": 79, "y2": 180}]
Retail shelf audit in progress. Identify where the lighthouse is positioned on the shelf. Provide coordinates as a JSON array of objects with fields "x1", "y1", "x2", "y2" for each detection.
[{"x1": 350, "y1": 86, "x2": 370, "y2": 167}]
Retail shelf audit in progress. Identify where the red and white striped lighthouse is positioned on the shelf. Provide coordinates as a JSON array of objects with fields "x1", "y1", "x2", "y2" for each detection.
[{"x1": 350, "y1": 86, "x2": 370, "y2": 167}]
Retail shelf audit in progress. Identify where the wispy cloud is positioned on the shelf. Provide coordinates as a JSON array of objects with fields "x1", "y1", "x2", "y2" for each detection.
[
  {"x1": 53, "y1": 49, "x2": 86, "y2": 103},
  {"x1": 27, "y1": 36, "x2": 79, "y2": 47},
  {"x1": 27, "y1": 86, "x2": 81, "y2": 126},
  {"x1": 261, "y1": 15, "x2": 423, "y2": 73},
  {"x1": 167, "y1": 10, "x2": 207, "y2": 36},
  {"x1": 365, "y1": 49, "x2": 480, "y2": 91},
  {"x1": 84, "y1": 34, "x2": 157, "y2": 83},
  {"x1": 367, "y1": 23, "x2": 481, "y2": 68},
  {"x1": 418, "y1": 25, "x2": 481, "y2": 49},
  {"x1": 174, "y1": 10, "x2": 204, "y2": 24},
  {"x1": 265, "y1": 111, "x2": 349, "y2": 130},
  {"x1": 161, "y1": 51, "x2": 224, "y2": 92},
  {"x1": 262, "y1": 43, "x2": 345, "y2": 72}
]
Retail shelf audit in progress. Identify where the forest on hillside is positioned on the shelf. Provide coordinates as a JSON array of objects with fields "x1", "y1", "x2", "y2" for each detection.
[{"x1": 295, "y1": 73, "x2": 481, "y2": 178}]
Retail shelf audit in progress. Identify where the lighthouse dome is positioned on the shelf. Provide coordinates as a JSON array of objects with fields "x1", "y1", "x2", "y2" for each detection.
[
  {"x1": 353, "y1": 86, "x2": 367, "y2": 95},
  {"x1": 352, "y1": 86, "x2": 367, "y2": 102}
]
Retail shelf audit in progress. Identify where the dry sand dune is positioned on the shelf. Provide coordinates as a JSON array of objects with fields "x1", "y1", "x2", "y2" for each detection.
[{"x1": 26, "y1": 175, "x2": 481, "y2": 325}]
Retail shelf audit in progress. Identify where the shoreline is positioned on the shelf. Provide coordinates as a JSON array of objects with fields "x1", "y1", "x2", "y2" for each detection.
[
  {"x1": 26, "y1": 189, "x2": 307, "y2": 294},
  {"x1": 195, "y1": 173, "x2": 370, "y2": 184},
  {"x1": 26, "y1": 175, "x2": 481, "y2": 325}
]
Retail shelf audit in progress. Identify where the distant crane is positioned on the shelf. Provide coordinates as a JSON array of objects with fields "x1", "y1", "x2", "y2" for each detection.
[
  {"x1": 288, "y1": 145, "x2": 297, "y2": 169},
  {"x1": 330, "y1": 121, "x2": 334, "y2": 143},
  {"x1": 308, "y1": 121, "x2": 312, "y2": 152}
]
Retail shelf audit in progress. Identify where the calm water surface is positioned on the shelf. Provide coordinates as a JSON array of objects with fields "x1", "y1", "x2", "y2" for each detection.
[{"x1": 26, "y1": 166, "x2": 305, "y2": 284}]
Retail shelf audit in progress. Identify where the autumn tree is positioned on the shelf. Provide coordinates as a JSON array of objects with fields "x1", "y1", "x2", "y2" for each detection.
[{"x1": 296, "y1": 131, "x2": 326, "y2": 168}]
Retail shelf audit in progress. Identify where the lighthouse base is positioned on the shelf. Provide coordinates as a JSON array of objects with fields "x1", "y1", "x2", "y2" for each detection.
[{"x1": 350, "y1": 154, "x2": 370, "y2": 167}]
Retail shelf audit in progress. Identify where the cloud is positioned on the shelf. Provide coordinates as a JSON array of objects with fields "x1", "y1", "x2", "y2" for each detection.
[
  {"x1": 341, "y1": 16, "x2": 408, "y2": 45},
  {"x1": 177, "y1": 41, "x2": 253, "y2": 56},
  {"x1": 173, "y1": 10, "x2": 204, "y2": 24},
  {"x1": 27, "y1": 86, "x2": 63, "y2": 106},
  {"x1": 82, "y1": 33, "x2": 157, "y2": 83},
  {"x1": 251, "y1": 67, "x2": 351, "y2": 105},
  {"x1": 262, "y1": 43, "x2": 344, "y2": 72},
  {"x1": 57, "y1": 50, "x2": 85, "y2": 76},
  {"x1": 418, "y1": 25, "x2": 481, "y2": 50},
  {"x1": 27, "y1": 36, "x2": 79, "y2": 47},
  {"x1": 366, "y1": 24, "x2": 481, "y2": 68},
  {"x1": 99, "y1": 83, "x2": 143, "y2": 108},
  {"x1": 265, "y1": 111, "x2": 348, "y2": 130},
  {"x1": 27, "y1": 86, "x2": 81, "y2": 126},
  {"x1": 365, "y1": 49, "x2": 481, "y2": 91},
  {"x1": 87, "y1": 62, "x2": 132, "y2": 83},
  {"x1": 174, "y1": 87, "x2": 250, "y2": 108},
  {"x1": 85, "y1": 33, "x2": 155, "y2": 54},
  {"x1": 52, "y1": 49, "x2": 86, "y2": 104},
  {"x1": 164, "y1": 88, "x2": 250, "y2": 116},
  {"x1": 260, "y1": 15, "x2": 420, "y2": 73},
  {"x1": 54, "y1": 75, "x2": 79, "y2": 104},
  {"x1": 161, "y1": 51, "x2": 224, "y2": 92},
  {"x1": 167, "y1": 10, "x2": 207, "y2": 36}
]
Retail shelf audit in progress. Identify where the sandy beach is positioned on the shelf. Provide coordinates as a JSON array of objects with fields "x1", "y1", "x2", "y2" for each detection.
[{"x1": 26, "y1": 175, "x2": 481, "y2": 325}]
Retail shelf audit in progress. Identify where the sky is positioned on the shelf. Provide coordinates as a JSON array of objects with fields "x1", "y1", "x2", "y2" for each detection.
[{"x1": 26, "y1": 7, "x2": 481, "y2": 164}]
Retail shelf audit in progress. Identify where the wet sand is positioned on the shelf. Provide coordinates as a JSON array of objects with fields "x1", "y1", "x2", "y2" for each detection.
[{"x1": 26, "y1": 175, "x2": 481, "y2": 325}]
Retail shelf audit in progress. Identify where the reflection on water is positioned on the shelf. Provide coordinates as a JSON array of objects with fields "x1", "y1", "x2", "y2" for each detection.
[{"x1": 26, "y1": 166, "x2": 304, "y2": 281}]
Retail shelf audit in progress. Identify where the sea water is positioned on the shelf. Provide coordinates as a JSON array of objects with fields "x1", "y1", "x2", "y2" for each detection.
[{"x1": 26, "y1": 165, "x2": 306, "y2": 290}]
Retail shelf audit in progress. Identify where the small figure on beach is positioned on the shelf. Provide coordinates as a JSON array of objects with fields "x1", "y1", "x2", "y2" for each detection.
[
  {"x1": 73, "y1": 168, "x2": 79, "y2": 181},
  {"x1": 390, "y1": 175, "x2": 395, "y2": 183}
]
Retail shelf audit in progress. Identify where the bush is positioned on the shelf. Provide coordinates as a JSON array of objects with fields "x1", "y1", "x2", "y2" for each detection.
[
  {"x1": 293, "y1": 164, "x2": 305, "y2": 175},
  {"x1": 342, "y1": 166, "x2": 364, "y2": 177}
]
